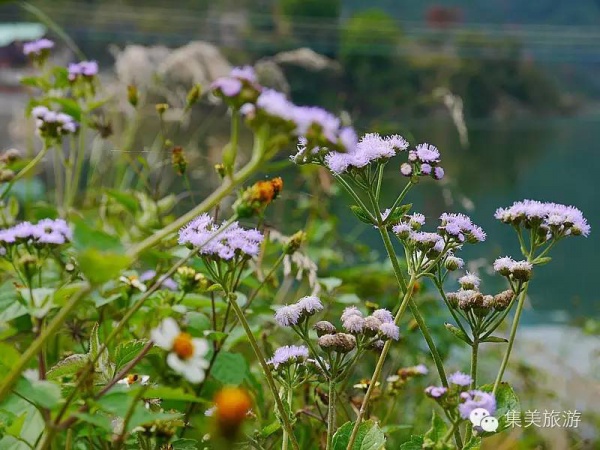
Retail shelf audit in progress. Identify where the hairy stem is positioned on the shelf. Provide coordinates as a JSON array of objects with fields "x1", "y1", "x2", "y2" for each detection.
[
  {"x1": 326, "y1": 379, "x2": 337, "y2": 450},
  {"x1": 227, "y1": 295, "x2": 300, "y2": 450},
  {"x1": 493, "y1": 282, "x2": 529, "y2": 395}
]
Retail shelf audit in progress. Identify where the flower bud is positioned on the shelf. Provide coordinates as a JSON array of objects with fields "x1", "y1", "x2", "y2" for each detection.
[
  {"x1": 284, "y1": 230, "x2": 306, "y2": 255},
  {"x1": 155, "y1": 103, "x2": 169, "y2": 115},
  {"x1": 313, "y1": 321, "x2": 336, "y2": 337},
  {"x1": 186, "y1": 84, "x2": 202, "y2": 108},
  {"x1": 511, "y1": 261, "x2": 532, "y2": 282},
  {"x1": 445, "y1": 255, "x2": 463, "y2": 271},
  {"x1": 127, "y1": 85, "x2": 138, "y2": 107},
  {"x1": 446, "y1": 292, "x2": 459, "y2": 309},
  {"x1": 1, "y1": 148, "x2": 21, "y2": 163},
  {"x1": 171, "y1": 146, "x2": 187, "y2": 176},
  {"x1": 0, "y1": 169, "x2": 15, "y2": 182},
  {"x1": 493, "y1": 289, "x2": 514, "y2": 311},
  {"x1": 474, "y1": 295, "x2": 494, "y2": 318},
  {"x1": 19, "y1": 254, "x2": 38, "y2": 280},
  {"x1": 318, "y1": 333, "x2": 356, "y2": 353},
  {"x1": 214, "y1": 163, "x2": 226, "y2": 178},
  {"x1": 363, "y1": 316, "x2": 382, "y2": 337}
]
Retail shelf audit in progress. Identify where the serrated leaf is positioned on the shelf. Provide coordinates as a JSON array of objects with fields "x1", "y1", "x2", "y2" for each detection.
[
  {"x1": 89, "y1": 323, "x2": 111, "y2": 376},
  {"x1": 74, "y1": 412, "x2": 113, "y2": 431},
  {"x1": 114, "y1": 340, "x2": 149, "y2": 372},
  {"x1": 399, "y1": 435, "x2": 424, "y2": 450},
  {"x1": 349, "y1": 205, "x2": 374, "y2": 224},
  {"x1": 14, "y1": 378, "x2": 62, "y2": 409},
  {"x1": 211, "y1": 352, "x2": 247, "y2": 385},
  {"x1": 464, "y1": 437, "x2": 482, "y2": 449},
  {"x1": 481, "y1": 336, "x2": 508, "y2": 343},
  {"x1": 424, "y1": 410, "x2": 448, "y2": 442},
  {"x1": 444, "y1": 322, "x2": 472, "y2": 344},
  {"x1": 333, "y1": 420, "x2": 386, "y2": 450},
  {"x1": 171, "y1": 439, "x2": 199, "y2": 450},
  {"x1": 77, "y1": 248, "x2": 131, "y2": 285},
  {"x1": 480, "y1": 382, "x2": 520, "y2": 433},
  {"x1": 47, "y1": 353, "x2": 88, "y2": 380}
]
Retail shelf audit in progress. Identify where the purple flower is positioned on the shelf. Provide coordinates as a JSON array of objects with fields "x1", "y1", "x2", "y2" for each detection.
[
  {"x1": 68, "y1": 61, "x2": 98, "y2": 80},
  {"x1": 343, "y1": 315, "x2": 365, "y2": 333},
  {"x1": 372, "y1": 309, "x2": 394, "y2": 324},
  {"x1": 267, "y1": 345, "x2": 309, "y2": 369},
  {"x1": 392, "y1": 222, "x2": 411, "y2": 237},
  {"x1": 458, "y1": 272, "x2": 480, "y2": 289},
  {"x1": 415, "y1": 143, "x2": 441, "y2": 163},
  {"x1": 274, "y1": 305, "x2": 301, "y2": 327},
  {"x1": 230, "y1": 66, "x2": 256, "y2": 82},
  {"x1": 293, "y1": 107, "x2": 340, "y2": 143},
  {"x1": 493, "y1": 256, "x2": 515, "y2": 275},
  {"x1": 414, "y1": 364, "x2": 428, "y2": 375},
  {"x1": 296, "y1": 296, "x2": 324, "y2": 315},
  {"x1": 439, "y1": 213, "x2": 486, "y2": 243},
  {"x1": 421, "y1": 163, "x2": 432, "y2": 175},
  {"x1": 425, "y1": 385, "x2": 448, "y2": 398},
  {"x1": 433, "y1": 166, "x2": 445, "y2": 180},
  {"x1": 448, "y1": 371, "x2": 473, "y2": 387},
  {"x1": 324, "y1": 133, "x2": 409, "y2": 174},
  {"x1": 178, "y1": 214, "x2": 264, "y2": 260},
  {"x1": 341, "y1": 306, "x2": 363, "y2": 322},
  {"x1": 139, "y1": 270, "x2": 178, "y2": 291},
  {"x1": 23, "y1": 38, "x2": 54, "y2": 56},
  {"x1": 408, "y1": 213, "x2": 426, "y2": 228},
  {"x1": 256, "y1": 89, "x2": 295, "y2": 121},
  {"x1": 379, "y1": 322, "x2": 400, "y2": 340},
  {"x1": 409, "y1": 231, "x2": 443, "y2": 248},
  {"x1": 495, "y1": 200, "x2": 590, "y2": 238},
  {"x1": 212, "y1": 77, "x2": 242, "y2": 97},
  {"x1": 458, "y1": 390, "x2": 496, "y2": 419}
]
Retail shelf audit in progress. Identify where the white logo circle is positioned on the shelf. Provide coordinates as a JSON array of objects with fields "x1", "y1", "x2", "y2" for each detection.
[
  {"x1": 469, "y1": 408, "x2": 490, "y2": 427},
  {"x1": 480, "y1": 416, "x2": 499, "y2": 432}
]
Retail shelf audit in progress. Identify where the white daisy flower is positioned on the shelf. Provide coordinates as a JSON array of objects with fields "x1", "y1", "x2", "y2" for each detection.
[
  {"x1": 151, "y1": 318, "x2": 210, "y2": 383},
  {"x1": 117, "y1": 374, "x2": 150, "y2": 387},
  {"x1": 119, "y1": 275, "x2": 147, "y2": 292}
]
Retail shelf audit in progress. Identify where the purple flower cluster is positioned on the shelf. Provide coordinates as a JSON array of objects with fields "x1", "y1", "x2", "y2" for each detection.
[
  {"x1": 323, "y1": 133, "x2": 409, "y2": 175},
  {"x1": 211, "y1": 65, "x2": 258, "y2": 98},
  {"x1": 400, "y1": 143, "x2": 444, "y2": 180},
  {"x1": 340, "y1": 306, "x2": 400, "y2": 341},
  {"x1": 495, "y1": 200, "x2": 590, "y2": 238},
  {"x1": 448, "y1": 371, "x2": 473, "y2": 387},
  {"x1": 68, "y1": 61, "x2": 99, "y2": 81},
  {"x1": 493, "y1": 257, "x2": 533, "y2": 281},
  {"x1": 267, "y1": 345, "x2": 309, "y2": 369},
  {"x1": 178, "y1": 213, "x2": 263, "y2": 260},
  {"x1": 458, "y1": 390, "x2": 497, "y2": 419},
  {"x1": 274, "y1": 296, "x2": 324, "y2": 327},
  {"x1": 425, "y1": 385, "x2": 448, "y2": 398},
  {"x1": 31, "y1": 106, "x2": 78, "y2": 136},
  {"x1": 0, "y1": 218, "x2": 72, "y2": 247},
  {"x1": 438, "y1": 213, "x2": 486, "y2": 244},
  {"x1": 23, "y1": 38, "x2": 54, "y2": 56},
  {"x1": 139, "y1": 270, "x2": 178, "y2": 291},
  {"x1": 458, "y1": 272, "x2": 481, "y2": 290}
]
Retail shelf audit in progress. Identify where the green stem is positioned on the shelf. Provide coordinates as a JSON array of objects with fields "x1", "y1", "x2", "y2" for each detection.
[
  {"x1": 346, "y1": 276, "x2": 417, "y2": 450},
  {"x1": 1, "y1": 144, "x2": 50, "y2": 200},
  {"x1": 333, "y1": 175, "x2": 376, "y2": 223},
  {"x1": 0, "y1": 285, "x2": 91, "y2": 402},
  {"x1": 227, "y1": 294, "x2": 300, "y2": 450},
  {"x1": 464, "y1": 339, "x2": 479, "y2": 442},
  {"x1": 282, "y1": 388, "x2": 292, "y2": 450},
  {"x1": 326, "y1": 379, "x2": 337, "y2": 450},
  {"x1": 492, "y1": 282, "x2": 529, "y2": 395}
]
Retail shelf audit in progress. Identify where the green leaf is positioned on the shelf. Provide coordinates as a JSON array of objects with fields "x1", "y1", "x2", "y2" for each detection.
[
  {"x1": 481, "y1": 336, "x2": 508, "y2": 344},
  {"x1": 211, "y1": 352, "x2": 248, "y2": 385},
  {"x1": 105, "y1": 189, "x2": 139, "y2": 214},
  {"x1": 14, "y1": 378, "x2": 62, "y2": 409},
  {"x1": 114, "y1": 340, "x2": 149, "y2": 372},
  {"x1": 73, "y1": 220, "x2": 124, "y2": 252},
  {"x1": 74, "y1": 412, "x2": 114, "y2": 431},
  {"x1": 88, "y1": 323, "x2": 111, "y2": 376},
  {"x1": 143, "y1": 386, "x2": 208, "y2": 403},
  {"x1": 333, "y1": 420, "x2": 386, "y2": 450},
  {"x1": 186, "y1": 312, "x2": 211, "y2": 334},
  {"x1": 47, "y1": 353, "x2": 88, "y2": 381},
  {"x1": 424, "y1": 410, "x2": 448, "y2": 443},
  {"x1": 532, "y1": 256, "x2": 552, "y2": 265},
  {"x1": 444, "y1": 322, "x2": 472, "y2": 344},
  {"x1": 46, "y1": 97, "x2": 82, "y2": 121},
  {"x1": 464, "y1": 437, "x2": 482, "y2": 449},
  {"x1": 319, "y1": 277, "x2": 343, "y2": 293},
  {"x1": 77, "y1": 248, "x2": 131, "y2": 285},
  {"x1": 384, "y1": 203, "x2": 412, "y2": 224},
  {"x1": 349, "y1": 205, "x2": 374, "y2": 224},
  {"x1": 480, "y1": 382, "x2": 520, "y2": 433},
  {"x1": 0, "y1": 342, "x2": 21, "y2": 376},
  {"x1": 260, "y1": 420, "x2": 281, "y2": 438},
  {"x1": 171, "y1": 439, "x2": 199, "y2": 450},
  {"x1": 5, "y1": 412, "x2": 26, "y2": 436},
  {"x1": 399, "y1": 435, "x2": 424, "y2": 450}
]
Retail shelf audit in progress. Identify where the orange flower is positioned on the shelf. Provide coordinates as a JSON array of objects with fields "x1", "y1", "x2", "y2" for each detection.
[{"x1": 214, "y1": 387, "x2": 252, "y2": 435}]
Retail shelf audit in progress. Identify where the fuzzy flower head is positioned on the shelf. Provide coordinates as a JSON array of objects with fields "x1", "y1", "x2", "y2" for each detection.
[
  {"x1": 448, "y1": 371, "x2": 473, "y2": 387},
  {"x1": 379, "y1": 322, "x2": 400, "y2": 340},
  {"x1": 458, "y1": 272, "x2": 481, "y2": 290},
  {"x1": 31, "y1": 106, "x2": 78, "y2": 139},
  {"x1": 151, "y1": 318, "x2": 210, "y2": 383},
  {"x1": 296, "y1": 295, "x2": 324, "y2": 316},
  {"x1": 211, "y1": 66, "x2": 260, "y2": 104},
  {"x1": 495, "y1": 200, "x2": 590, "y2": 239},
  {"x1": 402, "y1": 143, "x2": 444, "y2": 181},
  {"x1": 372, "y1": 308, "x2": 394, "y2": 324},
  {"x1": 458, "y1": 390, "x2": 497, "y2": 420},
  {"x1": 323, "y1": 133, "x2": 408, "y2": 175},
  {"x1": 267, "y1": 345, "x2": 309, "y2": 369},
  {"x1": 340, "y1": 306, "x2": 363, "y2": 322},
  {"x1": 0, "y1": 218, "x2": 72, "y2": 252},
  {"x1": 439, "y1": 213, "x2": 486, "y2": 244},
  {"x1": 425, "y1": 385, "x2": 448, "y2": 399},
  {"x1": 68, "y1": 61, "x2": 99, "y2": 81},
  {"x1": 178, "y1": 214, "x2": 264, "y2": 260},
  {"x1": 342, "y1": 315, "x2": 365, "y2": 334},
  {"x1": 274, "y1": 304, "x2": 302, "y2": 327},
  {"x1": 23, "y1": 38, "x2": 54, "y2": 57}
]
